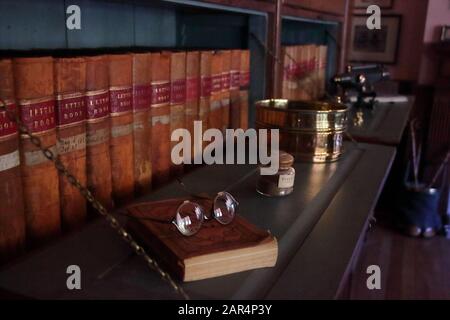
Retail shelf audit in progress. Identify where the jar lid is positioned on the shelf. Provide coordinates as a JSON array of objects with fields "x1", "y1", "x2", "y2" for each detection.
[{"x1": 279, "y1": 151, "x2": 294, "y2": 167}]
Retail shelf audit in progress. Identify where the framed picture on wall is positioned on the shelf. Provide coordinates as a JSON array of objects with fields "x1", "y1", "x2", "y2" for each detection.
[
  {"x1": 348, "y1": 15, "x2": 402, "y2": 64},
  {"x1": 354, "y1": 0, "x2": 394, "y2": 9}
]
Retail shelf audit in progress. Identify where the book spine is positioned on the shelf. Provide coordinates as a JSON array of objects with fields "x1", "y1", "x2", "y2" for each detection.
[
  {"x1": 305, "y1": 45, "x2": 316, "y2": 100},
  {"x1": 54, "y1": 57, "x2": 87, "y2": 230},
  {"x1": 132, "y1": 53, "x2": 152, "y2": 195},
  {"x1": 169, "y1": 52, "x2": 186, "y2": 177},
  {"x1": 210, "y1": 51, "x2": 223, "y2": 131},
  {"x1": 108, "y1": 54, "x2": 134, "y2": 205},
  {"x1": 13, "y1": 57, "x2": 61, "y2": 244},
  {"x1": 85, "y1": 56, "x2": 113, "y2": 211},
  {"x1": 199, "y1": 51, "x2": 212, "y2": 152},
  {"x1": 239, "y1": 50, "x2": 250, "y2": 130},
  {"x1": 319, "y1": 45, "x2": 328, "y2": 98},
  {"x1": 230, "y1": 50, "x2": 241, "y2": 129},
  {"x1": 297, "y1": 45, "x2": 308, "y2": 100},
  {"x1": 281, "y1": 46, "x2": 289, "y2": 100},
  {"x1": 0, "y1": 59, "x2": 26, "y2": 262},
  {"x1": 221, "y1": 50, "x2": 231, "y2": 133},
  {"x1": 150, "y1": 53, "x2": 171, "y2": 186},
  {"x1": 186, "y1": 51, "x2": 200, "y2": 163}
]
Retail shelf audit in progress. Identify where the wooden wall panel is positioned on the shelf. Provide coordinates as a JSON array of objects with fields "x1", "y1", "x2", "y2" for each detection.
[{"x1": 284, "y1": 0, "x2": 347, "y2": 16}]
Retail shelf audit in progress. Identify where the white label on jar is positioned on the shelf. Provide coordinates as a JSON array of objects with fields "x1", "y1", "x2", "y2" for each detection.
[{"x1": 278, "y1": 173, "x2": 295, "y2": 189}]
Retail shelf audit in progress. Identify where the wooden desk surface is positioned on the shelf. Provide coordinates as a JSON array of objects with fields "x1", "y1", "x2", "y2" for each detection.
[
  {"x1": 0, "y1": 142, "x2": 396, "y2": 299},
  {"x1": 347, "y1": 97, "x2": 414, "y2": 146}
]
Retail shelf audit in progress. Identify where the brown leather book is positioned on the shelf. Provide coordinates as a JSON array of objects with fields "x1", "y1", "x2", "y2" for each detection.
[
  {"x1": 230, "y1": 50, "x2": 241, "y2": 129},
  {"x1": 13, "y1": 57, "x2": 61, "y2": 244},
  {"x1": 297, "y1": 45, "x2": 309, "y2": 100},
  {"x1": 185, "y1": 51, "x2": 200, "y2": 163},
  {"x1": 281, "y1": 46, "x2": 289, "y2": 100},
  {"x1": 239, "y1": 50, "x2": 250, "y2": 130},
  {"x1": 150, "y1": 52, "x2": 171, "y2": 186},
  {"x1": 54, "y1": 57, "x2": 87, "y2": 230},
  {"x1": 108, "y1": 54, "x2": 134, "y2": 205},
  {"x1": 304, "y1": 44, "x2": 316, "y2": 100},
  {"x1": 132, "y1": 53, "x2": 152, "y2": 195},
  {"x1": 126, "y1": 198, "x2": 278, "y2": 281},
  {"x1": 199, "y1": 51, "x2": 212, "y2": 153},
  {"x1": 221, "y1": 50, "x2": 231, "y2": 132},
  {"x1": 210, "y1": 51, "x2": 223, "y2": 131},
  {"x1": 169, "y1": 52, "x2": 186, "y2": 177},
  {"x1": 318, "y1": 45, "x2": 328, "y2": 98},
  {"x1": 85, "y1": 55, "x2": 113, "y2": 211},
  {"x1": 0, "y1": 59, "x2": 26, "y2": 262}
]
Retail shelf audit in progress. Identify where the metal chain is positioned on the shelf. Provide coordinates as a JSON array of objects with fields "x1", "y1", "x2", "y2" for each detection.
[{"x1": 0, "y1": 99, "x2": 189, "y2": 300}]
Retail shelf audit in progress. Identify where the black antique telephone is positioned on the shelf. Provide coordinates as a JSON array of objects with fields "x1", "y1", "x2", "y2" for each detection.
[{"x1": 331, "y1": 64, "x2": 390, "y2": 108}]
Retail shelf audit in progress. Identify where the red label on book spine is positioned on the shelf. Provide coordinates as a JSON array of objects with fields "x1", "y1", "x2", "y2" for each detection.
[
  {"x1": 110, "y1": 87, "x2": 132, "y2": 115},
  {"x1": 200, "y1": 77, "x2": 212, "y2": 98},
  {"x1": 20, "y1": 99, "x2": 56, "y2": 134},
  {"x1": 56, "y1": 94, "x2": 86, "y2": 127},
  {"x1": 211, "y1": 75, "x2": 222, "y2": 93},
  {"x1": 0, "y1": 102, "x2": 17, "y2": 138},
  {"x1": 230, "y1": 71, "x2": 240, "y2": 90},
  {"x1": 151, "y1": 82, "x2": 170, "y2": 106},
  {"x1": 240, "y1": 71, "x2": 250, "y2": 87},
  {"x1": 170, "y1": 79, "x2": 186, "y2": 105},
  {"x1": 221, "y1": 72, "x2": 231, "y2": 91},
  {"x1": 133, "y1": 84, "x2": 151, "y2": 112},
  {"x1": 86, "y1": 90, "x2": 110, "y2": 121},
  {"x1": 186, "y1": 77, "x2": 199, "y2": 102}
]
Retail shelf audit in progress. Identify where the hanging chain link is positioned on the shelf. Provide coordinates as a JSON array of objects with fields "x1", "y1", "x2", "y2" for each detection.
[{"x1": 0, "y1": 98, "x2": 189, "y2": 300}]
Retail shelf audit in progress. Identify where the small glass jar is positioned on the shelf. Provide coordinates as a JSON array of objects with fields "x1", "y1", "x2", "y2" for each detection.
[{"x1": 256, "y1": 151, "x2": 296, "y2": 197}]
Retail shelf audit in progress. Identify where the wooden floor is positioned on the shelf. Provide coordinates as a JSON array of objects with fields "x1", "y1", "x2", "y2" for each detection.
[{"x1": 350, "y1": 214, "x2": 450, "y2": 300}]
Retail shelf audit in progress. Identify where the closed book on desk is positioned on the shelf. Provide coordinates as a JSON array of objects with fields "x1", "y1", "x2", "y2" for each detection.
[
  {"x1": 186, "y1": 51, "x2": 200, "y2": 163},
  {"x1": 169, "y1": 52, "x2": 186, "y2": 177},
  {"x1": 108, "y1": 54, "x2": 134, "y2": 205},
  {"x1": 239, "y1": 50, "x2": 250, "y2": 130},
  {"x1": 150, "y1": 52, "x2": 171, "y2": 186},
  {"x1": 54, "y1": 57, "x2": 87, "y2": 229},
  {"x1": 230, "y1": 50, "x2": 241, "y2": 129},
  {"x1": 126, "y1": 198, "x2": 278, "y2": 282},
  {"x1": 132, "y1": 53, "x2": 152, "y2": 195},
  {"x1": 0, "y1": 59, "x2": 26, "y2": 261},
  {"x1": 13, "y1": 57, "x2": 61, "y2": 244},
  {"x1": 85, "y1": 56, "x2": 113, "y2": 211}
]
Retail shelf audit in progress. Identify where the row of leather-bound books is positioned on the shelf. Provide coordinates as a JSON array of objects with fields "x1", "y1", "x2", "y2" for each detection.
[
  {"x1": 0, "y1": 49, "x2": 250, "y2": 262},
  {"x1": 281, "y1": 44, "x2": 328, "y2": 100}
]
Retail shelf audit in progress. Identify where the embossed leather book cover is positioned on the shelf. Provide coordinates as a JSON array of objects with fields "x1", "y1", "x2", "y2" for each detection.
[
  {"x1": 132, "y1": 53, "x2": 152, "y2": 195},
  {"x1": 185, "y1": 51, "x2": 200, "y2": 163},
  {"x1": 13, "y1": 57, "x2": 61, "y2": 244},
  {"x1": 199, "y1": 51, "x2": 212, "y2": 151},
  {"x1": 108, "y1": 54, "x2": 134, "y2": 205},
  {"x1": 239, "y1": 50, "x2": 250, "y2": 130},
  {"x1": 169, "y1": 52, "x2": 186, "y2": 177},
  {"x1": 221, "y1": 50, "x2": 231, "y2": 132},
  {"x1": 210, "y1": 51, "x2": 223, "y2": 132},
  {"x1": 150, "y1": 52, "x2": 171, "y2": 186},
  {"x1": 85, "y1": 55, "x2": 113, "y2": 211},
  {"x1": 127, "y1": 198, "x2": 278, "y2": 281},
  {"x1": 54, "y1": 57, "x2": 87, "y2": 229},
  {"x1": 0, "y1": 59, "x2": 26, "y2": 261},
  {"x1": 230, "y1": 49, "x2": 241, "y2": 129}
]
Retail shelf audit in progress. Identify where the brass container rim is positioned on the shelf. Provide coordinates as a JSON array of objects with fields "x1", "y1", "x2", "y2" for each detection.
[
  {"x1": 255, "y1": 121, "x2": 347, "y2": 133},
  {"x1": 255, "y1": 99, "x2": 349, "y2": 114}
]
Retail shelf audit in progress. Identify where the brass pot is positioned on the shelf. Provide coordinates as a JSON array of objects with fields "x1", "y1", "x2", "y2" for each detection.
[{"x1": 255, "y1": 99, "x2": 348, "y2": 163}]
